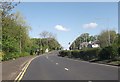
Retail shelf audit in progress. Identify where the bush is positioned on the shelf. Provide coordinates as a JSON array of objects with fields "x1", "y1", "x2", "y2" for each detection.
[
  {"x1": 59, "y1": 48, "x2": 100, "y2": 61},
  {"x1": 71, "y1": 50, "x2": 80, "y2": 58},
  {"x1": 3, "y1": 53, "x2": 14, "y2": 61},
  {"x1": 83, "y1": 48, "x2": 100, "y2": 60},
  {"x1": 2, "y1": 52, "x2": 30, "y2": 61},
  {"x1": 19, "y1": 52, "x2": 30, "y2": 57},
  {"x1": 0, "y1": 52, "x2": 5, "y2": 61},
  {"x1": 59, "y1": 46, "x2": 118, "y2": 61},
  {"x1": 59, "y1": 50, "x2": 71, "y2": 57},
  {"x1": 118, "y1": 47, "x2": 120, "y2": 57},
  {"x1": 98, "y1": 46, "x2": 118, "y2": 60}
]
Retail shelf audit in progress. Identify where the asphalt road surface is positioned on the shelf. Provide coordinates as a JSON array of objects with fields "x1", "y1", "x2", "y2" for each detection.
[{"x1": 21, "y1": 51, "x2": 118, "y2": 80}]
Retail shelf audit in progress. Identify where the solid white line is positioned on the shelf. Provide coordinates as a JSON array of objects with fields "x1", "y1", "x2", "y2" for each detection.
[{"x1": 64, "y1": 68, "x2": 69, "y2": 71}]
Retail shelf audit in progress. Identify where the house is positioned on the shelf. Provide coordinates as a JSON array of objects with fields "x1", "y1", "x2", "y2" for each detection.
[
  {"x1": 79, "y1": 40, "x2": 100, "y2": 49},
  {"x1": 91, "y1": 40, "x2": 100, "y2": 48},
  {"x1": 79, "y1": 42, "x2": 89, "y2": 49}
]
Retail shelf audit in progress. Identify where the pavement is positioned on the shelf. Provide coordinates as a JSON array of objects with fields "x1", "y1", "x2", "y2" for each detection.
[
  {"x1": 20, "y1": 51, "x2": 119, "y2": 80},
  {"x1": 2, "y1": 55, "x2": 36, "y2": 80}
]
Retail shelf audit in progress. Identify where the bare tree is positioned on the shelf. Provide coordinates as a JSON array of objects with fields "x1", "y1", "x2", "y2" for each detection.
[
  {"x1": 39, "y1": 31, "x2": 49, "y2": 38},
  {"x1": 39, "y1": 31, "x2": 56, "y2": 39}
]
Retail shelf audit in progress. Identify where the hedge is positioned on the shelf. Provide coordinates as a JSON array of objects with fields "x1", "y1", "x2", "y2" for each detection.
[
  {"x1": 98, "y1": 46, "x2": 118, "y2": 60},
  {"x1": 59, "y1": 46, "x2": 118, "y2": 61},
  {"x1": 59, "y1": 48, "x2": 100, "y2": 61},
  {"x1": 59, "y1": 50, "x2": 71, "y2": 57}
]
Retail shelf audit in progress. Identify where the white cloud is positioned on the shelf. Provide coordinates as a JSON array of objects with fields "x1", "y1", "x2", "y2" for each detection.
[
  {"x1": 83, "y1": 22, "x2": 98, "y2": 29},
  {"x1": 54, "y1": 25, "x2": 69, "y2": 31}
]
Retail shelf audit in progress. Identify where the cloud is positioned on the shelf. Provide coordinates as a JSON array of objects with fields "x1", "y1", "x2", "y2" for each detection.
[
  {"x1": 83, "y1": 22, "x2": 98, "y2": 29},
  {"x1": 54, "y1": 25, "x2": 69, "y2": 31}
]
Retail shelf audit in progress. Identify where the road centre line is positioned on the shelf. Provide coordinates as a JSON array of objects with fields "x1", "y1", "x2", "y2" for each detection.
[{"x1": 14, "y1": 56, "x2": 39, "y2": 82}]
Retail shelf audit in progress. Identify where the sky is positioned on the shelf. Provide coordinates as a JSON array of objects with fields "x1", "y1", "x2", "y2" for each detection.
[{"x1": 12, "y1": 2, "x2": 118, "y2": 49}]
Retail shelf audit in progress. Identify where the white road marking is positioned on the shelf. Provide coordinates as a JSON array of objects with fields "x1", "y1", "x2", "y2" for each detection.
[
  {"x1": 46, "y1": 56, "x2": 48, "y2": 59},
  {"x1": 88, "y1": 81, "x2": 92, "y2": 82},
  {"x1": 64, "y1": 68, "x2": 69, "y2": 71},
  {"x1": 56, "y1": 63, "x2": 58, "y2": 65}
]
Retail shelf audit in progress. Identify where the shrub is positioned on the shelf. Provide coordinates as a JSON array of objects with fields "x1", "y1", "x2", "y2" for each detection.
[
  {"x1": 19, "y1": 52, "x2": 29, "y2": 57},
  {"x1": 58, "y1": 46, "x2": 118, "y2": 61},
  {"x1": 59, "y1": 48, "x2": 100, "y2": 61},
  {"x1": 71, "y1": 50, "x2": 80, "y2": 58},
  {"x1": 83, "y1": 48, "x2": 100, "y2": 60},
  {"x1": 2, "y1": 52, "x2": 30, "y2": 61},
  {"x1": 98, "y1": 46, "x2": 117, "y2": 60},
  {"x1": 59, "y1": 50, "x2": 71, "y2": 57},
  {"x1": 118, "y1": 47, "x2": 120, "y2": 57},
  {"x1": 0, "y1": 52, "x2": 5, "y2": 61}
]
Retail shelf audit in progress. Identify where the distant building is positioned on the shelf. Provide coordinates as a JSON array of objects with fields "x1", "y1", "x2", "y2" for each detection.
[
  {"x1": 92, "y1": 44, "x2": 99, "y2": 48},
  {"x1": 80, "y1": 42, "x2": 89, "y2": 48},
  {"x1": 91, "y1": 40, "x2": 100, "y2": 48},
  {"x1": 79, "y1": 40, "x2": 100, "y2": 49}
]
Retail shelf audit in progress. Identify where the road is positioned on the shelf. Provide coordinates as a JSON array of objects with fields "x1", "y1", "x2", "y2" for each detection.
[{"x1": 21, "y1": 51, "x2": 118, "y2": 80}]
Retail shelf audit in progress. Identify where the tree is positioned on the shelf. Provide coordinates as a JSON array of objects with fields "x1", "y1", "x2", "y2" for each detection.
[
  {"x1": 39, "y1": 31, "x2": 49, "y2": 38},
  {"x1": 39, "y1": 31, "x2": 56, "y2": 39},
  {"x1": 98, "y1": 30, "x2": 117, "y2": 47},
  {"x1": 39, "y1": 31, "x2": 61, "y2": 52},
  {"x1": 1, "y1": 1, "x2": 33, "y2": 60},
  {"x1": 1, "y1": 0, "x2": 20, "y2": 17},
  {"x1": 70, "y1": 33, "x2": 98, "y2": 50},
  {"x1": 14, "y1": 11, "x2": 31, "y2": 53}
]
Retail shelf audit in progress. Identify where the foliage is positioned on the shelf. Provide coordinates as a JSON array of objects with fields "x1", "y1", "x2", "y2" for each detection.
[
  {"x1": 59, "y1": 48, "x2": 100, "y2": 61},
  {"x1": 59, "y1": 46, "x2": 118, "y2": 61},
  {"x1": 98, "y1": 30, "x2": 117, "y2": 47},
  {"x1": 31, "y1": 38, "x2": 61, "y2": 54},
  {"x1": 59, "y1": 50, "x2": 71, "y2": 57},
  {"x1": 70, "y1": 33, "x2": 97, "y2": 49},
  {"x1": 3, "y1": 52, "x2": 30, "y2": 61},
  {"x1": 39, "y1": 31, "x2": 56, "y2": 39},
  {"x1": 0, "y1": 51, "x2": 5, "y2": 61},
  {"x1": 1, "y1": 1, "x2": 33, "y2": 61}
]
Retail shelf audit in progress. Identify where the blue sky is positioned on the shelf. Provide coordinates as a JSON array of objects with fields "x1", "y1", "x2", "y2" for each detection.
[{"x1": 13, "y1": 2, "x2": 118, "y2": 49}]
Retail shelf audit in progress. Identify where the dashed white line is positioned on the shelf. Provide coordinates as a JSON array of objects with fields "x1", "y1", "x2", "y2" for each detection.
[
  {"x1": 56, "y1": 63, "x2": 58, "y2": 65},
  {"x1": 46, "y1": 56, "x2": 48, "y2": 59},
  {"x1": 64, "y1": 68, "x2": 69, "y2": 71}
]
